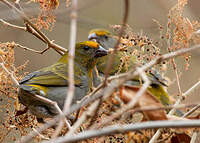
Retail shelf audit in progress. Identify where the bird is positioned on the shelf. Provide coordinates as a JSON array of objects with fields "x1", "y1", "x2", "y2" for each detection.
[
  {"x1": 18, "y1": 41, "x2": 108, "y2": 121},
  {"x1": 88, "y1": 29, "x2": 173, "y2": 107}
]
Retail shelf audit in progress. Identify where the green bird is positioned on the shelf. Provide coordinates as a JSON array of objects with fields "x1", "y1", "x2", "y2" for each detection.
[
  {"x1": 18, "y1": 41, "x2": 108, "y2": 121},
  {"x1": 88, "y1": 29, "x2": 172, "y2": 107}
]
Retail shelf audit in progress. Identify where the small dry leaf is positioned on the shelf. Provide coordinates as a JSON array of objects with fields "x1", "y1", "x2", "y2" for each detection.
[
  {"x1": 171, "y1": 133, "x2": 191, "y2": 143},
  {"x1": 120, "y1": 85, "x2": 167, "y2": 121}
]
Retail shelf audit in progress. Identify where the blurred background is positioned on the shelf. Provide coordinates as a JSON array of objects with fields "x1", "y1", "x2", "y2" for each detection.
[{"x1": 0, "y1": 0, "x2": 200, "y2": 103}]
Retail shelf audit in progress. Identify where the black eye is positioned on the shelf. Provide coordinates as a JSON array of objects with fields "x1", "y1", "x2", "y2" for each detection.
[
  {"x1": 104, "y1": 35, "x2": 108, "y2": 39},
  {"x1": 83, "y1": 46, "x2": 90, "y2": 50}
]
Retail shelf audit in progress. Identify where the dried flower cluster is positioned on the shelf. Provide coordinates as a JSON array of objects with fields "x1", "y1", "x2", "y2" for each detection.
[
  {"x1": 167, "y1": 0, "x2": 200, "y2": 70},
  {"x1": 0, "y1": 42, "x2": 40, "y2": 142},
  {"x1": 31, "y1": 0, "x2": 59, "y2": 30},
  {"x1": 111, "y1": 25, "x2": 168, "y2": 80}
]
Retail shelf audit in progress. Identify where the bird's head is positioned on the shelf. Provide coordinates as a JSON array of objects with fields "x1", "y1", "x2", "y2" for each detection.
[
  {"x1": 59, "y1": 41, "x2": 108, "y2": 69},
  {"x1": 88, "y1": 29, "x2": 117, "y2": 50},
  {"x1": 75, "y1": 41, "x2": 108, "y2": 59}
]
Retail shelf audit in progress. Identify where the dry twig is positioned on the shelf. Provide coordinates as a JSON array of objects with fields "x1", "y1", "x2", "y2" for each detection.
[
  {"x1": 183, "y1": 104, "x2": 200, "y2": 118},
  {"x1": 41, "y1": 120, "x2": 200, "y2": 143},
  {"x1": 52, "y1": 0, "x2": 78, "y2": 137},
  {"x1": 0, "y1": 62, "x2": 19, "y2": 86},
  {"x1": 103, "y1": 0, "x2": 129, "y2": 83}
]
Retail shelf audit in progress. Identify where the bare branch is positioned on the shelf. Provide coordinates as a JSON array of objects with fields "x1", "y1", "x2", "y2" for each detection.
[
  {"x1": 42, "y1": 120, "x2": 200, "y2": 143},
  {"x1": 0, "y1": 19, "x2": 26, "y2": 30},
  {"x1": 32, "y1": 128, "x2": 49, "y2": 141},
  {"x1": 14, "y1": 43, "x2": 50, "y2": 54},
  {"x1": 31, "y1": 94, "x2": 71, "y2": 130},
  {"x1": 169, "y1": 81, "x2": 200, "y2": 115},
  {"x1": 103, "y1": 0, "x2": 129, "y2": 83},
  {"x1": 53, "y1": 0, "x2": 78, "y2": 137},
  {"x1": 67, "y1": 100, "x2": 100, "y2": 136},
  {"x1": 0, "y1": 62, "x2": 19, "y2": 86},
  {"x1": 183, "y1": 104, "x2": 200, "y2": 118}
]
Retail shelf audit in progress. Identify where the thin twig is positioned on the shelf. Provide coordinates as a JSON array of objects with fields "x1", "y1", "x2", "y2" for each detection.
[
  {"x1": 166, "y1": 20, "x2": 183, "y2": 97},
  {"x1": 87, "y1": 98, "x2": 102, "y2": 128},
  {"x1": 169, "y1": 81, "x2": 200, "y2": 115},
  {"x1": 42, "y1": 120, "x2": 200, "y2": 143},
  {"x1": 67, "y1": 100, "x2": 100, "y2": 136},
  {"x1": 171, "y1": 59, "x2": 182, "y2": 96},
  {"x1": 182, "y1": 104, "x2": 200, "y2": 118},
  {"x1": 32, "y1": 94, "x2": 71, "y2": 130},
  {"x1": 15, "y1": 43, "x2": 50, "y2": 54},
  {"x1": 0, "y1": 62, "x2": 19, "y2": 86},
  {"x1": 53, "y1": 0, "x2": 78, "y2": 138},
  {"x1": 103, "y1": 0, "x2": 129, "y2": 83},
  {"x1": 32, "y1": 128, "x2": 50, "y2": 140},
  {"x1": 0, "y1": 19, "x2": 26, "y2": 30}
]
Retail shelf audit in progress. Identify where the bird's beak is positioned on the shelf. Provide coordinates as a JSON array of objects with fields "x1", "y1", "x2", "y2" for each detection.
[
  {"x1": 88, "y1": 33, "x2": 97, "y2": 41},
  {"x1": 94, "y1": 45, "x2": 108, "y2": 58}
]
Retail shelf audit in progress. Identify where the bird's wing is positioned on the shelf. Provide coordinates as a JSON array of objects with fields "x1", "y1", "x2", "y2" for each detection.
[{"x1": 20, "y1": 63, "x2": 81, "y2": 86}]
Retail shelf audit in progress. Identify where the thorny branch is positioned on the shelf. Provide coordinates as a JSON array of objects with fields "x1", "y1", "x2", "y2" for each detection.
[{"x1": 19, "y1": 44, "x2": 200, "y2": 143}]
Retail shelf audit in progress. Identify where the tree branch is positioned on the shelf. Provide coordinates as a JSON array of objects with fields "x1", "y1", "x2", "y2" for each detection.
[
  {"x1": 103, "y1": 0, "x2": 129, "y2": 83},
  {"x1": 53, "y1": 0, "x2": 78, "y2": 138},
  {"x1": 42, "y1": 120, "x2": 200, "y2": 143}
]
